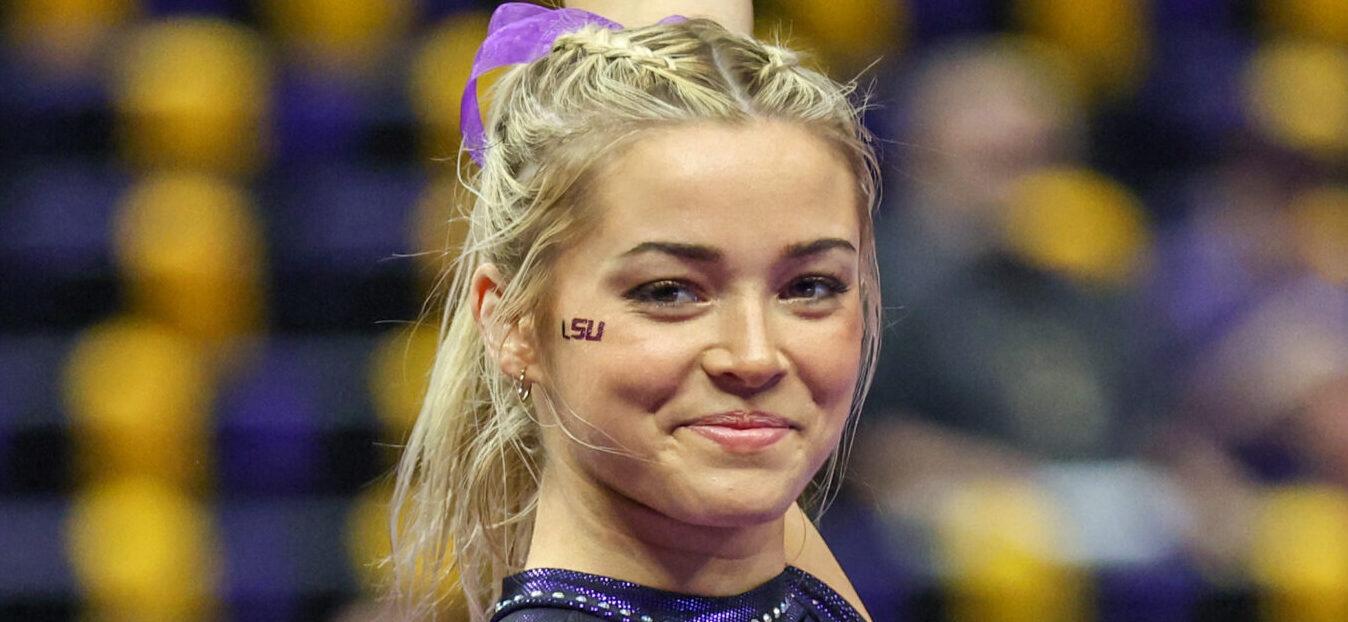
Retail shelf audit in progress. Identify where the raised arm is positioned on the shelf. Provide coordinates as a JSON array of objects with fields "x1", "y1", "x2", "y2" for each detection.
[{"x1": 563, "y1": 0, "x2": 753, "y2": 34}]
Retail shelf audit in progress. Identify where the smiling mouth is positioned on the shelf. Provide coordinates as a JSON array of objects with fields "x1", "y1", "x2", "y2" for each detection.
[
  {"x1": 682, "y1": 411, "x2": 794, "y2": 452},
  {"x1": 688, "y1": 410, "x2": 794, "y2": 429}
]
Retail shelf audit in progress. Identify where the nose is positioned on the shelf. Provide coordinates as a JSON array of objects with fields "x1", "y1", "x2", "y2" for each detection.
[{"x1": 701, "y1": 297, "x2": 787, "y2": 394}]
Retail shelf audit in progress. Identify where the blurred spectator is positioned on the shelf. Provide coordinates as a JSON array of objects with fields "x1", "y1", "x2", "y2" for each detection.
[
  {"x1": 825, "y1": 39, "x2": 1179, "y2": 620},
  {"x1": 1145, "y1": 33, "x2": 1348, "y2": 492},
  {"x1": 863, "y1": 36, "x2": 1155, "y2": 463},
  {"x1": 1137, "y1": 37, "x2": 1348, "y2": 600},
  {"x1": 3, "y1": 1, "x2": 1348, "y2": 619},
  {"x1": 878, "y1": 36, "x2": 1083, "y2": 303}
]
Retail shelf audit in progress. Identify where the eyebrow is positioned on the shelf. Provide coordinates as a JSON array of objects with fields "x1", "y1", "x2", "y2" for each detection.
[
  {"x1": 618, "y1": 238, "x2": 856, "y2": 263},
  {"x1": 782, "y1": 238, "x2": 858, "y2": 259}
]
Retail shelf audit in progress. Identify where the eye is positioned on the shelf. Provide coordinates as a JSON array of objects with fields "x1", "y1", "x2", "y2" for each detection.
[
  {"x1": 624, "y1": 279, "x2": 705, "y2": 307},
  {"x1": 781, "y1": 275, "x2": 849, "y2": 301}
]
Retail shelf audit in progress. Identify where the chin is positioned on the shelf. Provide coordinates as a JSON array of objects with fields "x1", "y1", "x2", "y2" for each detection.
[{"x1": 663, "y1": 481, "x2": 802, "y2": 528}]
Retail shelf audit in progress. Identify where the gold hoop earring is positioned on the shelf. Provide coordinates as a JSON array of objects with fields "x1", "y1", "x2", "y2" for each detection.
[{"x1": 515, "y1": 368, "x2": 531, "y2": 402}]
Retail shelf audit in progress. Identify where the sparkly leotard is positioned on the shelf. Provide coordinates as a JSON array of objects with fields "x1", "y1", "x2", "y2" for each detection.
[{"x1": 490, "y1": 566, "x2": 865, "y2": 622}]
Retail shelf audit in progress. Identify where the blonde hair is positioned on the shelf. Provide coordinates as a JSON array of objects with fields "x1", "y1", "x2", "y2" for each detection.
[{"x1": 389, "y1": 18, "x2": 881, "y2": 621}]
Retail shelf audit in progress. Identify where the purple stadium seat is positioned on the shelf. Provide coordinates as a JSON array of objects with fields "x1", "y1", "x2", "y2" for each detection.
[
  {"x1": 0, "y1": 336, "x2": 73, "y2": 495},
  {"x1": 1138, "y1": 30, "x2": 1252, "y2": 153},
  {"x1": 1096, "y1": 560, "x2": 1202, "y2": 622},
  {"x1": 1150, "y1": 0, "x2": 1240, "y2": 33},
  {"x1": 141, "y1": 0, "x2": 245, "y2": 18},
  {"x1": 0, "y1": 0, "x2": 123, "y2": 161},
  {"x1": 217, "y1": 497, "x2": 358, "y2": 620},
  {"x1": 0, "y1": 55, "x2": 111, "y2": 159},
  {"x1": 264, "y1": 165, "x2": 424, "y2": 331},
  {"x1": 269, "y1": 165, "x2": 422, "y2": 273},
  {"x1": 214, "y1": 336, "x2": 380, "y2": 496},
  {"x1": 421, "y1": 0, "x2": 489, "y2": 21},
  {"x1": 907, "y1": 0, "x2": 998, "y2": 45},
  {"x1": 273, "y1": 68, "x2": 367, "y2": 166},
  {"x1": 0, "y1": 165, "x2": 124, "y2": 329},
  {"x1": 0, "y1": 500, "x2": 77, "y2": 615}
]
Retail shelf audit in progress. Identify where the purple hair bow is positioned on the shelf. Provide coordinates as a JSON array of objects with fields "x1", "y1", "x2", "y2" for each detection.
[{"x1": 460, "y1": 2, "x2": 685, "y2": 165}]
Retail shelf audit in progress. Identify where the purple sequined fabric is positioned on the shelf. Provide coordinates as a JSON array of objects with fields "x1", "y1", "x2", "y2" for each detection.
[{"x1": 490, "y1": 566, "x2": 864, "y2": 622}]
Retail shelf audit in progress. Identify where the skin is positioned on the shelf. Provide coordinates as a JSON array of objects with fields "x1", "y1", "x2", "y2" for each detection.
[
  {"x1": 563, "y1": 0, "x2": 753, "y2": 34},
  {"x1": 529, "y1": 0, "x2": 858, "y2": 610},
  {"x1": 472, "y1": 120, "x2": 871, "y2": 618}
]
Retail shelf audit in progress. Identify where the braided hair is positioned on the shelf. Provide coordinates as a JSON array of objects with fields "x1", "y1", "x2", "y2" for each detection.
[{"x1": 389, "y1": 17, "x2": 879, "y2": 621}]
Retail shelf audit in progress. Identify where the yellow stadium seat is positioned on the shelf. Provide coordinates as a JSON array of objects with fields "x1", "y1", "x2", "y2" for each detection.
[
  {"x1": 1250, "y1": 485, "x2": 1348, "y2": 622},
  {"x1": 368, "y1": 324, "x2": 440, "y2": 443},
  {"x1": 1244, "y1": 39, "x2": 1348, "y2": 162},
  {"x1": 936, "y1": 478, "x2": 1090, "y2": 622},
  {"x1": 411, "y1": 177, "x2": 473, "y2": 293},
  {"x1": 260, "y1": 0, "x2": 414, "y2": 74},
  {"x1": 1261, "y1": 0, "x2": 1348, "y2": 47},
  {"x1": 1014, "y1": 0, "x2": 1148, "y2": 102},
  {"x1": 5, "y1": 0, "x2": 138, "y2": 74},
  {"x1": 66, "y1": 476, "x2": 217, "y2": 621},
  {"x1": 346, "y1": 483, "x2": 465, "y2": 616},
  {"x1": 1004, "y1": 167, "x2": 1151, "y2": 286},
  {"x1": 757, "y1": 0, "x2": 905, "y2": 75},
  {"x1": 63, "y1": 317, "x2": 213, "y2": 488},
  {"x1": 113, "y1": 173, "x2": 266, "y2": 355},
  {"x1": 1289, "y1": 185, "x2": 1348, "y2": 284},
  {"x1": 346, "y1": 482, "x2": 397, "y2": 594},
  {"x1": 408, "y1": 12, "x2": 492, "y2": 160},
  {"x1": 113, "y1": 18, "x2": 271, "y2": 175}
]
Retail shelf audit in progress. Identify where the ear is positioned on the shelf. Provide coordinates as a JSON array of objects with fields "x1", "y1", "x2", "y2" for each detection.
[{"x1": 470, "y1": 263, "x2": 539, "y2": 383}]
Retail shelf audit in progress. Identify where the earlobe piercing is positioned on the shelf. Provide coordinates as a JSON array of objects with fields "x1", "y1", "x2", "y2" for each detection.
[{"x1": 515, "y1": 367, "x2": 531, "y2": 401}]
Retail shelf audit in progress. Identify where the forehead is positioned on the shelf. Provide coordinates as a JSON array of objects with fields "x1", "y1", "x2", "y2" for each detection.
[{"x1": 583, "y1": 120, "x2": 860, "y2": 252}]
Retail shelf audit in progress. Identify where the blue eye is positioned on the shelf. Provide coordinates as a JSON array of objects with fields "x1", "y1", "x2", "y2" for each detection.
[
  {"x1": 781, "y1": 275, "x2": 849, "y2": 301},
  {"x1": 624, "y1": 280, "x2": 704, "y2": 307}
]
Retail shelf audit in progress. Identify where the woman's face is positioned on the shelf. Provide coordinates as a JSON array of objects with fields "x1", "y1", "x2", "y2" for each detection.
[{"x1": 535, "y1": 119, "x2": 864, "y2": 527}]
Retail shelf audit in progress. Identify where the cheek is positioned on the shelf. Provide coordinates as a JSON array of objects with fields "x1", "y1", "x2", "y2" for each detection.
[
  {"x1": 601, "y1": 324, "x2": 707, "y2": 412},
  {"x1": 545, "y1": 314, "x2": 702, "y2": 418},
  {"x1": 792, "y1": 310, "x2": 865, "y2": 414}
]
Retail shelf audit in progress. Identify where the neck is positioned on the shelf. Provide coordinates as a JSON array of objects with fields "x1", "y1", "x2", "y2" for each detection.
[{"x1": 524, "y1": 458, "x2": 787, "y2": 595}]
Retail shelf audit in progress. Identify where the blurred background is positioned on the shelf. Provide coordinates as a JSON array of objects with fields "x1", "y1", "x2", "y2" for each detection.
[{"x1": 0, "y1": 0, "x2": 1344, "y2": 620}]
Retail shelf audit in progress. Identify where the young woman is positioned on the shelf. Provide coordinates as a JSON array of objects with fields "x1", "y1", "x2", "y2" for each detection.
[{"x1": 389, "y1": 3, "x2": 881, "y2": 620}]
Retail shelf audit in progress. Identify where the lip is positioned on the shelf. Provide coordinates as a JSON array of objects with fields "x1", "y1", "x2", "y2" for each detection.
[
  {"x1": 687, "y1": 410, "x2": 795, "y2": 429},
  {"x1": 682, "y1": 411, "x2": 795, "y2": 453}
]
